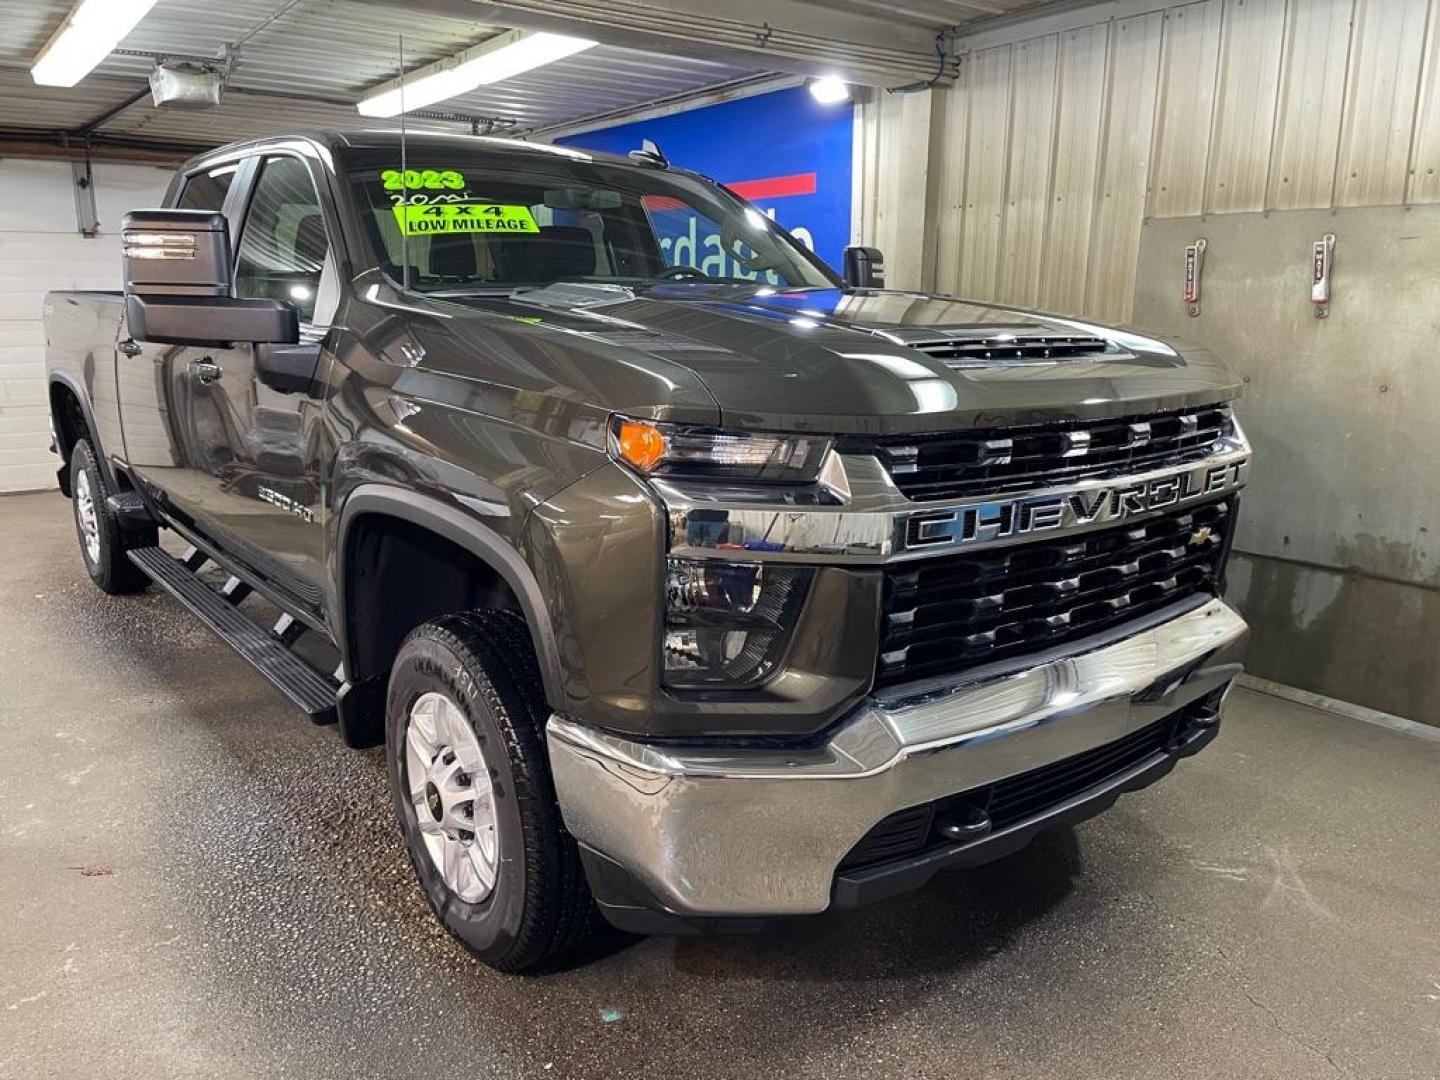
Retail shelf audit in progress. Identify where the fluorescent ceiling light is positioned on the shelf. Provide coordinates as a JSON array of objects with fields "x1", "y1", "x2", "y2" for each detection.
[
  {"x1": 358, "y1": 30, "x2": 597, "y2": 118},
  {"x1": 807, "y1": 76, "x2": 851, "y2": 105},
  {"x1": 32, "y1": 0, "x2": 158, "y2": 87}
]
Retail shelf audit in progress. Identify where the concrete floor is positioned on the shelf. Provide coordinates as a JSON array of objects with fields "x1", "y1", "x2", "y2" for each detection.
[{"x1": 2, "y1": 489, "x2": 1438, "y2": 1080}]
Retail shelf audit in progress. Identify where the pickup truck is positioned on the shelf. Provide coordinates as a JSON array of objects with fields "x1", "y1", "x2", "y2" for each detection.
[{"x1": 45, "y1": 130, "x2": 1251, "y2": 972}]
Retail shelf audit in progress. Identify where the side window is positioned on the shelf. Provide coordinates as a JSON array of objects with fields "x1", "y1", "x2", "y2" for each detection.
[
  {"x1": 176, "y1": 163, "x2": 238, "y2": 212},
  {"x1": 234, "y1": 156, "x2": 330, "y2": 324}
]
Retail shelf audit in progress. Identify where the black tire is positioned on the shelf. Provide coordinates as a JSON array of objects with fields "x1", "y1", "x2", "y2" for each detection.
[
  {"x1": 385, "y1": 610, "x2": 596, "y2": 973},
  {"x1": 69, "y1": 439, "x2": 154, "y2": 595}
]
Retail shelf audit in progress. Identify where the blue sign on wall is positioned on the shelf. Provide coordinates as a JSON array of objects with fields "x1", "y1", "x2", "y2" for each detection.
[{"x1": 555, "y1": 85, "x2": 854, "y2": 274}]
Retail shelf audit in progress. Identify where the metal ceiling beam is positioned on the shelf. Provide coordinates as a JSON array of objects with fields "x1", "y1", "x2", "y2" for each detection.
[
  {"x1": 948, "y1": 0, "x2": 1124, "y2": 48},
  {"x1": 816, "y1": 0, "x2": 1009, "y2": 22},
  {"x1": 531, "y1": 72, "x2": 795, "y2": 139},
  {"x1": 72, "y1": 85, "x2": 152, "y2": 137},
  {"x1": 352, "y1": 0, "x2": 956, "y2": 88},
  {"x1": 0, "y1": 134, "x2": 197, "y2": 164}
]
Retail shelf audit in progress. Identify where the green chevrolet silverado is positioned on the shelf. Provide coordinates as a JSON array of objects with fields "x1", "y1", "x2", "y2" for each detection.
[{"x1": 44, "y1": 130, "x2": 1251, "y2": 971}]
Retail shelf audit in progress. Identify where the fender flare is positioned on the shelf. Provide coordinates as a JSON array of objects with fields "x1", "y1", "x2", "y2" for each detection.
[
  {"x1": 334, "y1": 484, "x2": 565, "y2": 705},
  {"x1": 48, "y1": 372, "x2": 121, "y2": 492}
]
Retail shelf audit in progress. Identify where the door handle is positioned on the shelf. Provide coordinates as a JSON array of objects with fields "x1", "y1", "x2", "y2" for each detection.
[
  {"x1": 118, "y1": 339, "x2": 142, "y2": 357},
  {"x1": 189, "y1": 358, "x2": 223, "y2": 384}
]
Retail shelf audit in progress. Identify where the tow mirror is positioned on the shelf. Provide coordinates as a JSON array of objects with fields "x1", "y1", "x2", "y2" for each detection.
[
  {"x1": 122, "y1": 209, "x2": 298, "y2": 347},
  {"x1": 843, "y1": 245, "x2": 885, "y2": 289}
]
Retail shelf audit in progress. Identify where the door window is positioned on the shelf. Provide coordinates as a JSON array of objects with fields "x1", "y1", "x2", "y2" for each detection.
[{"x1": 234, "y1": 156, "x2": 330, "y2": 324}]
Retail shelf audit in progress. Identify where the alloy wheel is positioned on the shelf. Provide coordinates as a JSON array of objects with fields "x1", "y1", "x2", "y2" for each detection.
[
  {"x1": 404, "y1": 691, "x2": 499, "y2": 903},
  {"x1": 74, "y1": 468, "x2": 101, "y2": 565}
]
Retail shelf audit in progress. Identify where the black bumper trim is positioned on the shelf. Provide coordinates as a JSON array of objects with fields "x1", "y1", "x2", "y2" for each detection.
[{"x1": 829, "y1": 721, "x2": 1217, "y2": 909}]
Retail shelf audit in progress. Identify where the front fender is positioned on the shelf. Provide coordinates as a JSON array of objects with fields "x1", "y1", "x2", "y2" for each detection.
[{"x1": 333, "y1": 483, "x2": 566, "y2": 706}]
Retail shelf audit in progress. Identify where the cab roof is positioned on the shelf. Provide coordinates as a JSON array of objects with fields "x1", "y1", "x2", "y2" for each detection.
[{"x1": 179, "y1": 129, "x2": 647, "y2": 175}]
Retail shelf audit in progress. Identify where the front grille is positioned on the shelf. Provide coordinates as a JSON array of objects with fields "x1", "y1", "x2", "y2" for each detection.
[
  {"x1": 838, "y1": 692, "x2": 1226, "y2": 872},
  {"x1": 876, "y1": 500, "x2": 1232, "y2": 689},
  {"x1": 849, "y1": 405, "x2": 1233, "y2": 502},
  {"x1": 908, "y1": 333, "x2": 1110, "y2": 368}
]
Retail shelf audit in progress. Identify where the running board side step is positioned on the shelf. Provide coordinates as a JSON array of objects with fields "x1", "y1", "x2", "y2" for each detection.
[{"x1": 127, "y1": 546, "x2": 338, "y2": 723}]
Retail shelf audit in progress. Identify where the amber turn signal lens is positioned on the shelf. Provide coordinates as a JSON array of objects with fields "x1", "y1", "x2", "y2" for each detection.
[{"x1": 616, "y1": 420, "x2": 667, "y2": 472}]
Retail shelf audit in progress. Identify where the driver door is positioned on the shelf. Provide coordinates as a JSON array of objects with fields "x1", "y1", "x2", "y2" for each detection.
[{"x1": 182, "y1": 152, "x2": 337, "y2": 613}]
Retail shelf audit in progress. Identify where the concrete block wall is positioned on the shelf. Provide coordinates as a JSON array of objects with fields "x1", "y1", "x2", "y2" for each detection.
[{"x1": 1133, "y1": 207, "x2": 1440, "y2": 725}]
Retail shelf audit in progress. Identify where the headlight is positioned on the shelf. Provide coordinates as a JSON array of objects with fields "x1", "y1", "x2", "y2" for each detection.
[
  {"x1": 662, "y1": 557, "x2": 812, "y2": 688},
  {"x1": 610, "y1": 417, "x2": 831, "y2": 483}
]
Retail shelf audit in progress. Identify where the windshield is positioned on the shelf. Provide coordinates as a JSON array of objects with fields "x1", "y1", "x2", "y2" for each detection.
[{"x1": 347, "y1": 151, "x2": 839, "y2": 294}]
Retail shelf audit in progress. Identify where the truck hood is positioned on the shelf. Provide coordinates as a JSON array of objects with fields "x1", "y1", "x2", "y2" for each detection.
[{"x1": 436, "y1": 283, "x2": 1241, "y2": 436}]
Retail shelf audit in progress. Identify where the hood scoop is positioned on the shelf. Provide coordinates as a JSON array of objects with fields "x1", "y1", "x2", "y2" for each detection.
[
  {"x1": 874, "y1": 324, "x2": 1117, "y2": 369},
  {"x1": 511, "y1": 281, "x2": 636, "y2": 310}
]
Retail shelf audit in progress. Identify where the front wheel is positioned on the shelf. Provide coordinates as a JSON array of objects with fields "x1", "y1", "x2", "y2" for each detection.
[
  {"x1": 385, "y1": 610, "x2": 595, "y2": 972},
  {"x1": 69, "y1": 439, "x2": 153, "y2": 595}
]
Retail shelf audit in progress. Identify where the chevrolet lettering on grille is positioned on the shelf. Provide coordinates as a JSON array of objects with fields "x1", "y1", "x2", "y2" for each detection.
[{"x1": 905, "y1": 457, "x2": 1248, "y2": 552}]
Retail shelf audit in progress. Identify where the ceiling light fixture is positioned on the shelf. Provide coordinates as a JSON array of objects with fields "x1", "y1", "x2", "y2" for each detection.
[
  {"x1": 32, "y1": 0, "x2": 159, "y2": 87},
  {"x1": 357, "y1": 29, "x2": 597, "y2": 118},
  {"x1": 807, "y1": 76, "x2": 851, "y2": 105}
]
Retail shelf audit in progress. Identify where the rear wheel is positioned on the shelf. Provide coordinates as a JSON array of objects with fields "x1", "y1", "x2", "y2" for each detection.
[
  {"x1": 385, "y1": 610, "x2": 595, "y2": 972},
  {"x1": 69, "y1": 439, "x2": 153, "y2": 595}
]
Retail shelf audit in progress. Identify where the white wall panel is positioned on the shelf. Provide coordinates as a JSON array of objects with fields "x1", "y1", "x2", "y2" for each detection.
[
  {"x1": 1335, "y1": 0, "x2": 1431, "y2": 207},
  {"x1": 0, "y1": 160, "x2": 169, "y2": 492},
  {"x1": 1268, "y1": 0, "x2": 1355, "y2": 210},
  {"x1": 1084, "y1": 12, "x2": 1164, "y2": 323},
  {"x1": 852, "y1": 95, "x2": 882, "y2": 247},
  {"x1": 1150, "y1": 1, "x2": 1222, "y2": 218},
  {"x1": 997, "y1": 35, "x2": 1060, "y2": 307},
  {"x1": 862, "y1": 0, "x2": 1440, "y2": 322},
  {"x1": 933, "y1": 60, "x2": 972, "y2": 296},
  {"x1": 1408, "y1": 3, "x2": 1440, "y2": 203},
  {"x1": 1039, "y1": 22, "x2": 1110, "y2": 316},
  {"x1": 1206, "y1": 0, "x2": 1286, "y2": 213},
  {"x1": 957, "y1": 45, "x2": 1014, "y2": 300},
  {"x1": 854, "y1": 90, "x2": 910, "y2": 278}
]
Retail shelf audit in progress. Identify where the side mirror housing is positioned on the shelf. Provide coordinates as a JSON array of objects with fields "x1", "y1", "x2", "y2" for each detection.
[
  {"x1": 121, "y1": 209, "x2": 298, "y2": 347},
  {"x1": 843, "y1": 245, "x2": 885, "y2": 289},
  {"x1": 123, "y1": 209, "x2": 231, "y2": 297}
]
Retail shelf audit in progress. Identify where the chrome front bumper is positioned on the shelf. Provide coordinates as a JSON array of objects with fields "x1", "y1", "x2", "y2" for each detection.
[{"x1": 547, "y1": 597, "x2": 1248, "y2": 918}]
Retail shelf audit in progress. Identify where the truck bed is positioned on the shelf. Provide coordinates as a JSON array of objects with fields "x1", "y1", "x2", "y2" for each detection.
[{"x1": 44, "y1": 291, "x2": 127, "y2": 482}]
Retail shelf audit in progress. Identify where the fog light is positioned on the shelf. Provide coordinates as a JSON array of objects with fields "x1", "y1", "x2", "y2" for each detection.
[{"x1": 663, "y1": 558, "x2": 811, "y2": 688}]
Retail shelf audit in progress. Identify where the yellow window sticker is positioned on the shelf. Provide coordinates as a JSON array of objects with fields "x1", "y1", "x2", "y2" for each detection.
[{"x1": 392, "y1": 202, "x2": 540, "y2": 236}]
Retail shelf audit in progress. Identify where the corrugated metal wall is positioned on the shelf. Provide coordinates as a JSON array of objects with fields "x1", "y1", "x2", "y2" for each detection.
[
  {"x1": 861, "y1": 0, "x2": 1440, "y2": 322},
  {"x1": 856, "y1": 0, "x2": 1440, "y2": 721}
]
